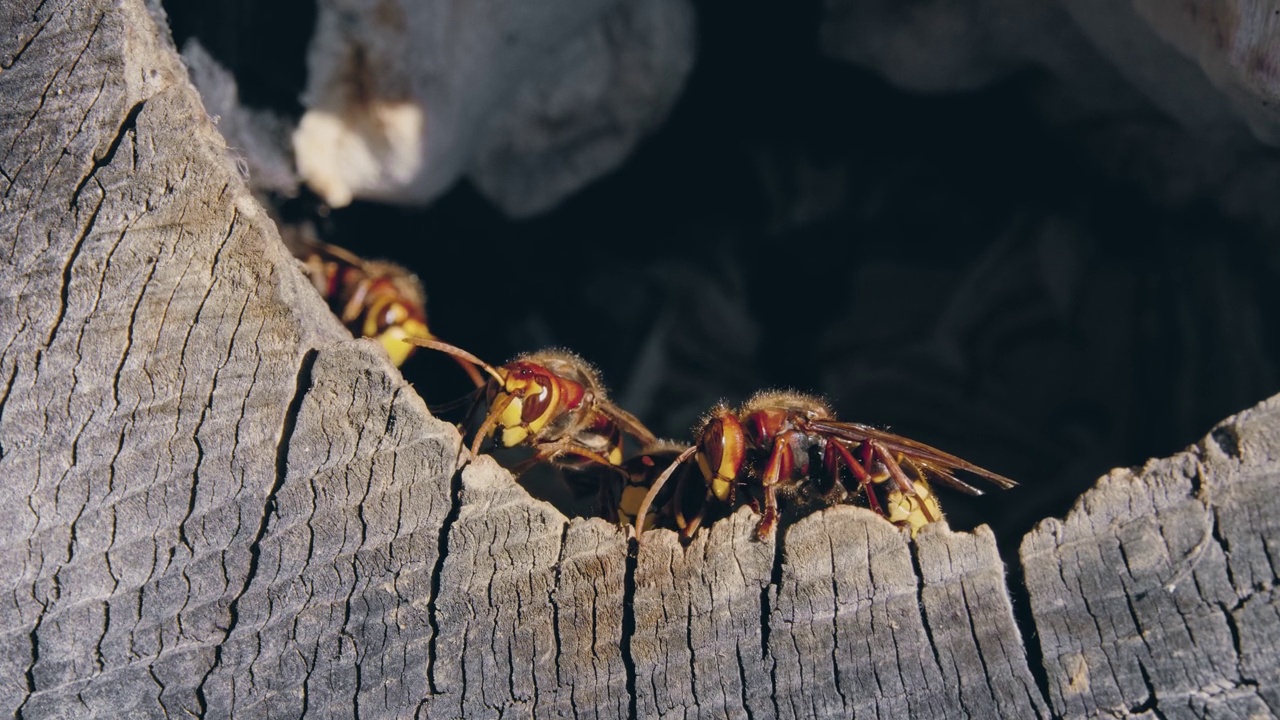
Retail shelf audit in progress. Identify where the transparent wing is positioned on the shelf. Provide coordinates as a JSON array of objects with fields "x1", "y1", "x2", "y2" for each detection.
[{"x1": 807, "y1": 420, "x2": 1016, "y2": 494}]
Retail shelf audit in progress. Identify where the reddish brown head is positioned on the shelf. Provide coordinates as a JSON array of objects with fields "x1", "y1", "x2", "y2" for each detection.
[
  {"x1": 695, "y1": 406, "x2": 747, "y2": 504},
  {"x1": 398, "y1": 339, "x2": 590, "y2": 452},
  {"x1": 489, "y1": 360, "x2": 587, "y2": 447}
]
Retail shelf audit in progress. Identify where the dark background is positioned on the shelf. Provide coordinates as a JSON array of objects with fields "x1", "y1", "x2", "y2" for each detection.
[{"x1": 166, "y1": 0, "x2": 1280, "y2": 551}]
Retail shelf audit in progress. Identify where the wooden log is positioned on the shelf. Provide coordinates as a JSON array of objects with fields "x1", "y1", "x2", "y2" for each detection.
[
  {"x1": 1022, "y1": 407, "x2": 1280, "y2": 717},
  {"x1": 2, "y1": 0, "x2": 1276, "y2": 718}
]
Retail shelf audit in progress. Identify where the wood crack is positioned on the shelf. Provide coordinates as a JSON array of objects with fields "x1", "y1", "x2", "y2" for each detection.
[
  {"x1": 0, "y1": 360, "x2": 18, "y2": 460},
  {"x1": 1006, "y1": 551, "x2": 1054, "y2": 709},
  {"x1": 825, "y1": 534, "x2": 849, "y2": 712},
  {"x1": 66, "y1": 98, "x2": 143, "y2": 212},
  {"x1": 4, "y1": 18, "x2": 76, "y2": 168},
  {"x1": 108, "y1": 247, "x2": 155, "y2": 410},
  {"x1": 46, "y1": 185, "x2": 103, "y2": 350},
  {"x1": 5, "y1": 0, "x2": 1280, "y2": 715},
  {"x1": 341, "y1": 406, "x2": 376, "y2": 719},
  {"x1": 910, "y1": 541, "x2": 956, "y2": 715},
  {"x1": 424, "y1": 457, "x2": 464, "y2": 695},
  {"x1": 13, "y1": 597, "x2": 47, "y2": 720},
  {"x1": 1129, "y1": 660, "x2": 1165, "y2": 719},
  {"x1": 192, "y1": 347, "x2": 317, "y2": 713},
  {"x1": 0, "y1": 5, "x2": 55, "y2": 71},
  {"x1": 549, "y1": 522, "x2": 569, "y2": 692},
  {"x1": 620, "y1": 541, "x2": 638, "y2": 720}
]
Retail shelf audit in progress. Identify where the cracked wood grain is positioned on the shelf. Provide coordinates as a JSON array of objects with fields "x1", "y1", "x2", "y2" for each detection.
[
  {"x1": 631, "y1": 510, "x2": 777, "y2": 719},
  {"x1": 195, "y1": 345, "x2": 458, "y2": 717},
  {"x1": 914, "y1": 527, "x2": 1047, "y2": 717},
  {"x1": 423, "y1": 458, "x2": 630, "y2": 720},
  {"x1": 771, "y1": 509, "x2": 934, "y2": 719},
  {"x1": 0, "y1": 0, "x2": 436, "y2": 716},
  {"x1": 3, "y1": 0, "x2": 1280, "y2": 718},
  {"x1": 1023, "y1": 397, "x2": 1280, "y2": 718},
  {"x1": 771, "y1": 509, "x2": 1047, "y2": 719}
]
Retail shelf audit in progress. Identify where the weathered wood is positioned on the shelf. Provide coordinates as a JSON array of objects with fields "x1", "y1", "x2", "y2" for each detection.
[
  {"x1": 425, "y1": 458, "x2": 629, "y2": 719},
  {"x1": 631, "y1": 511, "x2": 775, "y2": 719},
  {"x1": 771, "y1": 511, "x2": 1046, "y2": 718},
  {"x1": 3, "y1": 1, "x2": 1279, "y2": 719},
  {"x1": 0, "y1": 1, "x2": 459, "y2": 717},
  {"x1": 2, "y1": 1, "x2": 319, "y2": 716},
  {"x1": 200, "y1": 345, "x2": 457, "y2": 717},
  {"x1": 1023, "y1": 398, "x2": 1280, "y2": 718}
]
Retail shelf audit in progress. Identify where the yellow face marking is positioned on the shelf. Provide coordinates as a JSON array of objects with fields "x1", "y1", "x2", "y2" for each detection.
[
  {"x1": 398, "y1": 318, "x2": 430, "y2": 341},
  {"x1": 711, "y1": 478, "x2": 732, "y2": 502},
  {"x1": 715, "y1": 451, "x2": 738, "y2": 482},
  {"x1": 362, "y1": 302, "x2": 396, "y2": 337},
  {"x1": 607, "y1": 446, "x2": 623, "y2": 465},
  {"x1": 697, "y1": 452, "x2": 734, "y2": 502},
  {"x1": 496, "y1": 394, "x2": 526, "y2": 445},
  {"x1": 377, "y1": 327, "x2": 416, "y2": 367},
  {"x1": 501, "y1": 426, "x2": 529, "y2": 447},
  {"x1": 368, "y1": 300, "x2": 429, "y2": 366}
]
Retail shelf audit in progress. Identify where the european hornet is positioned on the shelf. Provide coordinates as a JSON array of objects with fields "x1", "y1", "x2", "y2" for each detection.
[
  {"x1": 405, "y1": 338, "x2": 659, "y2": 471},
  {"x1": 286, "y1": 227, "x2": 440, "y2": 368},
  {"x1": 635, "y1": 390, "x2": 1015, "y2": 540}
]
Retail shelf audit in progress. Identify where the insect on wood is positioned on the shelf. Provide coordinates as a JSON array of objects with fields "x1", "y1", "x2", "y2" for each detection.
[
  {"x1": 635, "y1": 390, "x2": 1016, "y2": 540},
  {"x1": 287, "y1": 229, "x2": 435, "y2": 368},
  {"x1": 405, "y1": 338, "x2": 660, "y2": 472}
]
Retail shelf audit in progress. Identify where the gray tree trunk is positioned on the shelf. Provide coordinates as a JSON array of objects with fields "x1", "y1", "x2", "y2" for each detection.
[{"x1": 2, "y1": 1, "x2": 1276, "y2": 718}]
